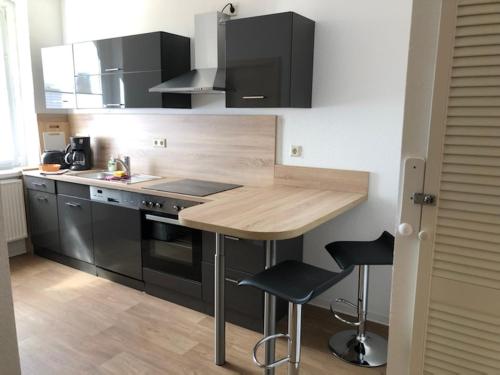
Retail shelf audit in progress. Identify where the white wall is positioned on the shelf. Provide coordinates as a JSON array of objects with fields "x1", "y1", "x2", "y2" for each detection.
[{"x1": 53, "y1": 0, "x2": 413, "y2": 323}]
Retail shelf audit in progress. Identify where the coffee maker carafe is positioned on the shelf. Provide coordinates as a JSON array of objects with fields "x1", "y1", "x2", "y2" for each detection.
[{"x1": 64, "y1": 136, "x2": 91, "y2": 171}]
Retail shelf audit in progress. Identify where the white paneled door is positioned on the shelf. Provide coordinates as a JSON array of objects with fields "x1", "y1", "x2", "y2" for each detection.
[{"x1": 405, "y1": 0, "x2": 500, "y2": 373}]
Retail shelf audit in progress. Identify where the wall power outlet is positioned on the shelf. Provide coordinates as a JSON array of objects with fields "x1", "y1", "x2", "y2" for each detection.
[
  {"x1": 153, "y1": 138, "x2": 167, "y2": 148},
  {"x1": 290, "y1": 145, "x2": 303, "y2": 157}
]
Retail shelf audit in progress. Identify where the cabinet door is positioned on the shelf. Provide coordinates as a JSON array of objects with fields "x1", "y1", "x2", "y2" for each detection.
[
  {"x1": 92, "y1": 202, "x2": 142, "y2": 280},
  {"x1": 73, "y1": 33, "x2": 162, "y2": 75},
  {"x1": 75, "y1": 71, "x2": 164, "y2": 108},
  {"x1": 28, "y1": 191, "x2": 60, "y2": 253},
  {"x1": 41, "y1": 45, "x2": 75, "y2": 109},
  {"x1": 226, "y1": 13, "x2": 293, "y2": 108},
  {"x1": 58, "y1": 195, "x2": 93, "y2": 263}
]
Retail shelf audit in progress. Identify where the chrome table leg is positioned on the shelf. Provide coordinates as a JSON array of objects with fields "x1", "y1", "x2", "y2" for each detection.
[
  {"x1": 264, "y1": 240, "x2": 277, "y2": 375},
  {"x1": 214, "y1": 233, "x2": 225, "y2": 365}
]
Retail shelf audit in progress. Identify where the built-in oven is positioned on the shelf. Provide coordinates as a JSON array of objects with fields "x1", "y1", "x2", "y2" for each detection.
[{"x1": 142, "y1": 212, "x2": 202, "y2": 282}]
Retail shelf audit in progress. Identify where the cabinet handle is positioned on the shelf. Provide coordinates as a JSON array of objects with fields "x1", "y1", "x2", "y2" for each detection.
[
  {"x1": 32, "y1": 182, "x2": 47, "y2": 188},
  {"x1": 242, "y1": 95, "x2": 265, "y2": 100},
  {"x1": 104, "y1": 68, "x2": 122, "y2": 72},
  {"x1": 225, "y1": 277, "x2": 240, "y2": 285},
  {"x1": 224, "y1": 235, "x2": 240, "y2": 241},
  {"x1": 104, "y1": 103, "x2": 124, "y2": 108},
  {"x1": 36, "y1": 196, "x2": 48, "y2": 202},
  {"x1": 65, "y1": 202, "x2": 81, "y2": 208}
]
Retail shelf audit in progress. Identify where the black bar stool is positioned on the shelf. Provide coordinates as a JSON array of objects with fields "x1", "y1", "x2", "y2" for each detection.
[
  {"x1": 325, "y1": 231, "x2": 394, "y2": 367},
  {"x1": 239, "y1": 260, "x2": 354, "y2": 374}
]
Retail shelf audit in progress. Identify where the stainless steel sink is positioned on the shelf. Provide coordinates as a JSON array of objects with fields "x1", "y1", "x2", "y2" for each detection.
[{"x1": 75, "y1": 171, "x2": 161, "y2": 185}]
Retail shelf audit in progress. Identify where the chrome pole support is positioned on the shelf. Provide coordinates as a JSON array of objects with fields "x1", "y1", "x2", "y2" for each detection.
[
  {"x1": 329, "y1": 265, "x2": 388, "y2": 367},
  {"x1": 264, "y1": 240, "x2": 277, "y2": 375},
  {"x1": 214, "y1": 233, "x2": 225, "y2": 365},
  {"x1": 287, "y1": 303, "x2": 302, "y2": 375}
]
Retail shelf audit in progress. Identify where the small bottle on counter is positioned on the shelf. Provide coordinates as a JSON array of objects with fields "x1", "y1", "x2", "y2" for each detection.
[{"x1": 107, "y1": 156, "x2": 117, "y2": 172}]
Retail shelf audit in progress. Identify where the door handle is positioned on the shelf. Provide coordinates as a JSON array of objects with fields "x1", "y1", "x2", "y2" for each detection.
[
  {"x1": 398, "y1": 223, "x2": 414, "y2": 236},
  {"x1": 104, "y1": 103, "x2": 124, "y2": 108},
  {"x1": 65, "y1": 202, "x2": 81, "y2": 208},
  {"x1": 36, "y1": 196, "x2": 48, "y2": 202},
  {"x1": 224, "y1": 235, "x2": 240, "y2": 241},
  {"x1": 104, "y1": 68, "x2": 122, "y2": 72},
  {"x1": 32, "y1": 182, "x2": 47, "y2": 188}
]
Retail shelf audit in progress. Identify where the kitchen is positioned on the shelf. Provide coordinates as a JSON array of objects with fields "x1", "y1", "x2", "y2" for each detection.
[{"x1": 1, "y1": 0, "x2": 499, "y2": 374}]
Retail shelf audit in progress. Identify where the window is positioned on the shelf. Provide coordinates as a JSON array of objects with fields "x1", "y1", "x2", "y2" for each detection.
[{"x1": 0, "y1": 0, "x2": 26, "y2": 169}]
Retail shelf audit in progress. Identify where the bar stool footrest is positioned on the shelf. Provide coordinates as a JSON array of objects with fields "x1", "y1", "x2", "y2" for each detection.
[
  {"x1": 330, "y1": 298, "x2": 362, "y2": 327},
  {"x1": 253, "y1": 333, "x2": 291, "y2": 369}
]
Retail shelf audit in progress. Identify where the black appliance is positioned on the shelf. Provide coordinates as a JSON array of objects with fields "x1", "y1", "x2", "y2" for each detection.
[
  {"x1": 142, "y1": 205, "x2": 202, "y2": 282},
  {"x1": 64, "y1": 136, "x2": 91, "y2": 171},
  {"x1": 41, "y1": 150, "x2": 69, "y2": 169}
]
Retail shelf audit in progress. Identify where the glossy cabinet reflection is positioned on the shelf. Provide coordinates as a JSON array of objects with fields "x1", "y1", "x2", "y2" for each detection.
[
  {"x1": 75, "y1": 71, "x2": 166, "y2": 108},
  {"x1": 41, "y1": 31, "x2": 191, "y2": 109},
  {"x1": 226, "y1": 12, "x2": 315, "y2": 108},
  {"x1": 41, "y1": 45, "x2": 76, "y2": 109},
  {"x1": 73, "y1": 32, "x2": 164, "y2": 75}
]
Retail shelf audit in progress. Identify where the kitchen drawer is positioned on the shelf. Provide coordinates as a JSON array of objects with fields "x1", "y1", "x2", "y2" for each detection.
[
  {"x1": 24, "y1": 176, "x2": 56, "y2": 194},
  {"x1": 202, "y1": 232, "x2": 304, "y2": 275},
  {"x1": 202, "y1": 262, "x2": 263, "y2": 318},
  {"x1": 57, "y1": 181, "x2": 90, "y2": 199},
  {"x1": 202, "y1": 232, "x2": 265, "y2": 274}
]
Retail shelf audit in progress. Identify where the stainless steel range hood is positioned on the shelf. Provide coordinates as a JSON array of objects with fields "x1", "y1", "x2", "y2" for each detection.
[{"x1": 149, "y1": 12, "x2": 229, "y2": 94}]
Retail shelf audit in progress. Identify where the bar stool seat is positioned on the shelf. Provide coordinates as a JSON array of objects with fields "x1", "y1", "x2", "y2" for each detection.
[
  {"x1": 239, "y1": 260, "x2": 353, "y2": 374},
  {"x1": 325, "y1": 231, "x2": 394, "y2": 368}
]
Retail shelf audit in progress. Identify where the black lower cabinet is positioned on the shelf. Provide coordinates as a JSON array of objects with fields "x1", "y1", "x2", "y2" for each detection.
[
  {"x1": 92, "y1": 202, "x2": 143, "y2": 289},
  {"x1": 28, "y1": 190, "x2": 60, "y2": 253},
  {"x1": 57, "y1": 195, "x2": 94, "y2": 264}
]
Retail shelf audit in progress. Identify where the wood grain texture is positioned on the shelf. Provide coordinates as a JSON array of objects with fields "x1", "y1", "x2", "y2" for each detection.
[
  {"x1": 36, "y1": 114, "x2": 70, "y2": 152},
  {"x1": 11, "y1": 255, "x2": 387, "y2": 375},
  {"x1": 274, "y1": 164, "x2": 369, "y2": 194},
  {"x1": 179, "y1": 186, "x2": 367, "y2": 240},
  {"x1": 68, "y1": 114, "x2": 277, "y2": 186}
]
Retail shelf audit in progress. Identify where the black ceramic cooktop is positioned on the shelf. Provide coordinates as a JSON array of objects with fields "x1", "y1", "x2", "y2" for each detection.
[{"x1": 143, "y1": 179, "x2": 242, "y2": 197}]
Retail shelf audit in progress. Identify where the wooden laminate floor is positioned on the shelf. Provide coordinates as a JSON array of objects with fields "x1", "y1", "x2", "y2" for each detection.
[{"x1": 9, "y1": 255, "x2": 388, "y2": 374}]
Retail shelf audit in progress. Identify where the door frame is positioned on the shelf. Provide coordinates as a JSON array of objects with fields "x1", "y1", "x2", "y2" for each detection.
[
  {"x1": 387, "y1": 0, "x2": 459, "y2": 373},
  {"x1": 408, "y1": 1, "x2": 459, "y2": 372}
]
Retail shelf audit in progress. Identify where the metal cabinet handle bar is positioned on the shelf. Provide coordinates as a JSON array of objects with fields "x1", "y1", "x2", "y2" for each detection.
[
  {"x1": 104, "y1": 104, "x2": 124, "y2": 107},
  {"x1": 145, "y1": 214, "x2": 180, "y2": 226},
  {"x1": 32, "y1": 183, "x2": 47, "y2": 187},
  {"x1": 104, "y1": 68, "x2": 122, "y2": 72},
  {"x1": 36, "y1": 197, "x2": 48, "y2": 202},
  {"x1": 252, "y1": 333, "x2": 291, "y2": 369},
  {"x1": 224, "y1": 277, "x2": 239, "y2": 285},
  {"x1": 242, "y1": 95, "x2": 265, "y2": 100},
  {"x1": 65, "y1": 202, "x2": 81, "y2": 208},
  {"x1": 224, "y1": 235, "x2": 240, "y2": 241}
]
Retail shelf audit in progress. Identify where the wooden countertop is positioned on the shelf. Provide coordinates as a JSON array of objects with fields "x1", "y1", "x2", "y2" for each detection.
[{"x1": 24, "y1": 165, "x2": 369, "y2": 240}]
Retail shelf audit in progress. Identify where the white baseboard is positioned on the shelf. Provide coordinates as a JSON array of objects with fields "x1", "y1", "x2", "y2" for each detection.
[
  {"x1": 8, "y1": 239, "x2": 27, "y2": 258},
  {"x1": 310, "y1": 296, "x2": 389, "y2": 326}
]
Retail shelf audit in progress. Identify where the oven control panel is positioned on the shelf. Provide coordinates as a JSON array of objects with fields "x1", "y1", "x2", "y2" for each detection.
[{"x1": 90, "y1": 186, "x2": 201, "y2": 214}]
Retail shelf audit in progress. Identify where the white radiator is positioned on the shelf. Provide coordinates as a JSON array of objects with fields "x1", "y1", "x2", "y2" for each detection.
[{"x1": 0, "y1": 179, "x2": 28, "y2": 242}]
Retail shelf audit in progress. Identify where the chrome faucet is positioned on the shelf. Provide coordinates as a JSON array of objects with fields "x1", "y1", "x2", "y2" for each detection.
[{"x1": 114, "y1": 156, "x2": 131, "y2": 176}]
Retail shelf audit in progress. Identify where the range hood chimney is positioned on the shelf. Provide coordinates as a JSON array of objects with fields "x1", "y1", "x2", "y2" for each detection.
[{"x1": 149, "y1": 12, "x2": 229, "y2": 94}]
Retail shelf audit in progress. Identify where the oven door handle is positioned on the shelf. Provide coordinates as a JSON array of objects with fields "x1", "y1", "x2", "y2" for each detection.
[{"x1": 145, "y1": 214, "x2": 180, "y2": 226}]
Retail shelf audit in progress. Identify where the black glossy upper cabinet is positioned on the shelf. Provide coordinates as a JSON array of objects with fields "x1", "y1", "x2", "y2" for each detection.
[
  {"x1": 73, "y1": 32, "x2": 191, "y2": 108},
  {"x1": 225, "y1": 12, "x2": 315, "y2": 108}
]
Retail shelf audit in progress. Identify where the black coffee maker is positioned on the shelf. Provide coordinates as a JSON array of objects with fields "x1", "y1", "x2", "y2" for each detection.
[{"x1": 64, "y1": 136, "x2": 92, "y2": 171}]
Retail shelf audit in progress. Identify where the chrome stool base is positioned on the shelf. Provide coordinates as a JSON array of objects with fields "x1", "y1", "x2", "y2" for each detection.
[{"x1": 328, "y1": 329, "x2": 387, "y2": 367}]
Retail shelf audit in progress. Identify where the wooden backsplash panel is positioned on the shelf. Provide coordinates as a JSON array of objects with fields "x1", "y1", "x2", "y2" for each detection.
[
  {"x1": 37, "y1": 114, "x2": 70, "y2": 151},
  {"x1": 68, "y1": 114, "x2": 277, "y2": 185}
]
